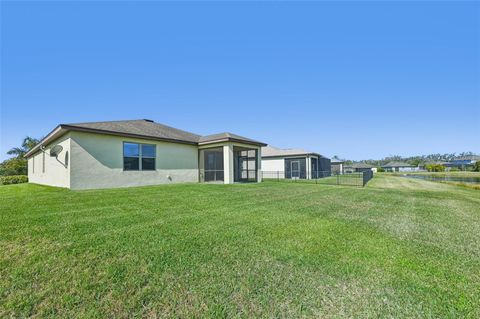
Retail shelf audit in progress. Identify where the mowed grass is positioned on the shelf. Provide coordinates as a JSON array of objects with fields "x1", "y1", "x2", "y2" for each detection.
[{"x1": 1, "y1": 176, "x2": 479, "y2": 318}]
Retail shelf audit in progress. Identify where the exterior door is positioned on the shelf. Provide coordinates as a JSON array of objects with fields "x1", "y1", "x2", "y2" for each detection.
[
  {"x1": 234, "y1": 149, "x2": 257, "y2": 182},
  {"x1": 291, "y1": 160, "x2": 300, "y2": 178},
  {"x1": 203, "y1": 149, "x2": 224, "y2": 182}
]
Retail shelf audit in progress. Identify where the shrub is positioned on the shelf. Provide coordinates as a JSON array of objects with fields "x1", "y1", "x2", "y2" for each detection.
[
  {"x1": 0, "y1": 175, "x2": 28, "y2": 185},
  {"x1": 377, "y1": 167, "x2": 385, "y2": 172},
  {"x1": 450, "y1": 167, "x2": 460, "y2": 172},
  {"x1": 425, "y1": 164, "x2": 445, "y2": 172},
  {"x1": 0, "y1": 158, "x2": 27, "y2": 176}
]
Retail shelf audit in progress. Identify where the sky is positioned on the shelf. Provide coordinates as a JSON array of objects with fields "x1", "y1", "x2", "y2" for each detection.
[{"x1": 1, "y1": 1, "x2": 479, "y2": 161}]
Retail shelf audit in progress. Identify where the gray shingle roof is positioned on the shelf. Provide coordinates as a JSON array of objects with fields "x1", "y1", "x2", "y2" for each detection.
[
  {"x1": 25, "y1": 119, "x2": 266, "y2": 157},
  {"x1": 455, "y1": 155, "x2": 480, "y2": 161},
  {"x1": 261, "y1": 145, "x2": 327, "y2": 158},
  {"x1": 65, "y1": 119, "x2": 201, "y2": 143},
  {"x1": 198, "y1": 132, "x2": 265, "y2": 145},
  {"x1": 382, "y1": 161, "x2": 413, "y2": 168},
  {"x1": 345, "y1": 163, "x2": 374, "y2": 169}
]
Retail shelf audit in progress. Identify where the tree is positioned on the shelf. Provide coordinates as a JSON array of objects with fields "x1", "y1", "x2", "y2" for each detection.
[
  {"x1": 408, "y1": 158, "x2": 423, "y2": 167},
  {"x1": 1, "y1": 136, "x2": 40, "y2": 176},
  {"x1": 7, "y1": 137, "x2": 40, "y2": 158},
  {"x1": 474, "y1": 161, "x2": 480, "y2": 172}
]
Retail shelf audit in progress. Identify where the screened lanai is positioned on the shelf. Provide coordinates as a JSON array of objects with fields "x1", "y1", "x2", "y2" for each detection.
[{"x1": 198, "y1": 141, "x2": 263, "y2": 184}]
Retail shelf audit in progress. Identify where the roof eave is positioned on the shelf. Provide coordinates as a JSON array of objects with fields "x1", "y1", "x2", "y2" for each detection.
[
  {"x1": 24, "y1": 124, "x2": 200, "y2": 158},
  {"x1": 24, "y1": 125, "x2": 66, "y2": 158},
  {"x1": 198, "y1": 137, "x2": 267, "y2": 147},
  {"x1": 61, "y1": 124, "x2": 199, "y2": 145},
  {"x1": 25, "y1": 123, "x2": 267, "y2": 157},
  {"x1": 262, "y1": 152, "x2": 322, "y2": 158}
]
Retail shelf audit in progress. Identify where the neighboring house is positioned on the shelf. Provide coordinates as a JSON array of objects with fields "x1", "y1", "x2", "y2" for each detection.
[
  {"x1": 330, "y1": 158, "x2": 344, "y2": 175},
  {"x1": 382, "y1": 161, "x2": 419, "y2": 172},
  {"x1": 445, "y1": 155, "x2": 480, "y2": 170},
  {"x1": 261, "y1": 145, "x2": 331, "y2": 179},
  {"x1": 25, "y1": 119, "x2": 266, "y2": 189},
  {"x1": 344, "y1": 163, "x2": 375, "y2": 173}
]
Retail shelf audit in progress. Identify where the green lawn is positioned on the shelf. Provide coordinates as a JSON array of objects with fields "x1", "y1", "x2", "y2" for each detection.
[
  {"x1": 1, "y1": 175, "x2": 479, "y2": 318},
  {"x1": 391, "y1": 171, "x2": 480, "y2": 178}
]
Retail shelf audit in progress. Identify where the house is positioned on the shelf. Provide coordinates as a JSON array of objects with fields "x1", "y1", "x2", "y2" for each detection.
[
  {"x1": 330, "y1": 158, "x2": 345, "y2": 175},
  {"x1": 382, "y1": 161, "x2": 419, "y2": 172},
  {"x1": 343, "y1": 163, "x2": 375, "y2": 173},
  {"x1": 261, "y1": 145, "x2": 331, "y2": 179},
  {"x1": 25, "y1": 119, "x2": 266, "y2": 189},
  {"x1": 445, "y1": 155, "x2": 480, "y2": 170}
]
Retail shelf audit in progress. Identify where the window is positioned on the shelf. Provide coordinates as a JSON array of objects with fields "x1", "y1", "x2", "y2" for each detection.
[
  {"x1": 123, "y1": 143, "x2": 139, "y2": 170},
  {"x1": 123, "y1": 142, "x2": 156, "y2": 171},
  {"x1": 141, "y1": 144, "x2": 156, "y2": 170}
]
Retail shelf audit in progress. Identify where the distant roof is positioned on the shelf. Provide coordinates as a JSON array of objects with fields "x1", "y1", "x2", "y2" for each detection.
[
  {"x1": 382, "y1": 161, "x2": 413, "y2": 168},
  {"x1": 330, "y1": 158, "x2": 345, "y2": 164},
  {"x1": 345, "y1": 162, "x2": 374, "y2": 169},
  {"x1": 261, "y1": 145, "x2": 328, "y2": 159},
  {"x1": 454, "y1": 155, "x2": 480, "y2": 161},
  {"x1": 25, "y1": 119, "x2": 266, "y2": 157}
]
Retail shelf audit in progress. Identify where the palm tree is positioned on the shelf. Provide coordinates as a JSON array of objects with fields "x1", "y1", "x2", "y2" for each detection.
[{"x1": 7, "y1": 137, "x2": 40, "y2": 158}]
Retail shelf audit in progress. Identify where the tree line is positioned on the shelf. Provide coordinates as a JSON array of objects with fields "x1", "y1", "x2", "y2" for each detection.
[{"x1": 331, "y1": 152, "x2": 478, "y2": 167}]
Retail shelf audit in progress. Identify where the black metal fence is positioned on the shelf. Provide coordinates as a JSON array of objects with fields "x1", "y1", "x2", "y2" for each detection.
[
  {"x1": 362, "y1": 170, "x2": 374, "y2": 186},
  {"x1": 261, "y1": 170, "x2": 373, "y2": 187}
]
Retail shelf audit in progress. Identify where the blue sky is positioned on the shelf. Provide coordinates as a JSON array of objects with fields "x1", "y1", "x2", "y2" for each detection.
[{"x1": 1, "y1": 1, "x2": 479, "y2": 161}]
